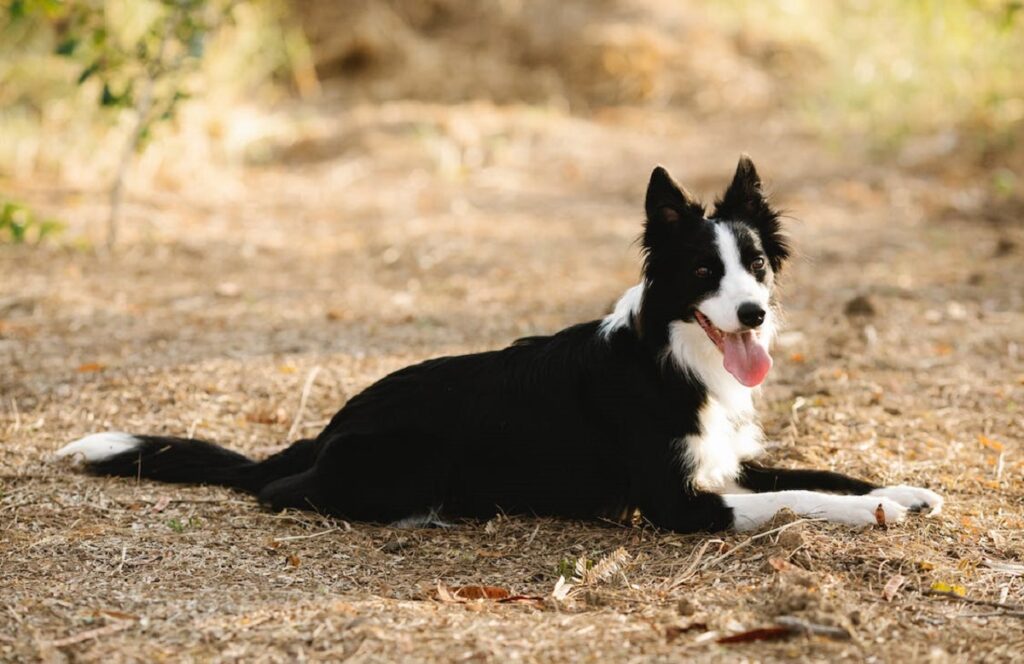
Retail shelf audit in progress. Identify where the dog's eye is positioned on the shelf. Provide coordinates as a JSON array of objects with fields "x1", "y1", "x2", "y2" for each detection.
[
  {"x1": 695, "y1": 266, "x2": 711, "y2": 279},
  {"x1": 750, "y1": 257, "x2": 766, "y2": 271}
]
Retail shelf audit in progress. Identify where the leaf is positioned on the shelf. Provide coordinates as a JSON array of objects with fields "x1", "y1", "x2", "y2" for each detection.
[
  {"x1": 452, "y1": 585, "x2": 511, "y2": 601},
  {"x1": 76, "y1": 362, "x2": 105, "y2": 373},
  {"x1": 436, "y1": 582, "x2": 517, "y2": 602},
  {"x1": 717, "y1": 627, "x2": 793, "y2": 644},
  {"x1": 874, "y1": 503, "x2": 887, "y2": 526},
  {"x1": 77, "y1": 61, "x2": 100, "y2": 85},
  {"x1": 930, "y1": 581, "x2": 966, "y2": 596},
  {"x1": 579, "y1": 547, "x2": 631, "y2": 585},
  {"x1": 768, "y1": 557, "x2": 797, "y2": 573},
  {"x1": 287, "y1": 554, "x2": 300, "y2": 567},
  {"x1": 883, "y1": 574, "x2": 906, "y2": 601},
  {"x1": 978, "y1": 434, "x2": 1004, "y2": 452},
  {"x1": 55, "y1": 37, "x2": 78, "y2": 56},
  {"x1": 551, "y1": 575, "x2": 573, "y2": 601}
]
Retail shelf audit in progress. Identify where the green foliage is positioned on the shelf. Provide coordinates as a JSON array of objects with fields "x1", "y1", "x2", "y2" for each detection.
[
  {"x1": 0, "y1": 200, "x2": 64, "y2": 244},
  {"x1": 166, "y1": 516, "x2": 201, "y2": 532},
  {"x1": 709, "y1": 0, "x2": 1024, "y2": 152},
  {"x1": 7, "y1": 0, "x2": 239, "y2": 151}
]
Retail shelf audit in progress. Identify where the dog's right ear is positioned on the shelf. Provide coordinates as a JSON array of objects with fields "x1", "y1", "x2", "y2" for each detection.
[{"x1": 643, "y1": 166, "x2": 704, "y2": 250}]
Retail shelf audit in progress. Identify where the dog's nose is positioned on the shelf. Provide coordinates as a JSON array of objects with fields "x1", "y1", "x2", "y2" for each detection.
[{"x1": 737, "y1": 302, "x2": 766, "y2": 328}]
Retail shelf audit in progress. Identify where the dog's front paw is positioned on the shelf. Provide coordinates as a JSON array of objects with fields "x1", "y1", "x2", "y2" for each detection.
[{"x1": 870, "y1": 485, "x2": 943, "y2": 515}]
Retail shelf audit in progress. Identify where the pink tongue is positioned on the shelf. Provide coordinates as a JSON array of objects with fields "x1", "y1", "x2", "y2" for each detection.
[{"x1": 722, "y1": 331, "x2": 773, "y2": 387}]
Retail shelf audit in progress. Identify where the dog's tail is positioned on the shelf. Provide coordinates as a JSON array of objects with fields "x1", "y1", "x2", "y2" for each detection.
[{"x1": 55, "y1": 432, "x2": 321, "y2": 494}]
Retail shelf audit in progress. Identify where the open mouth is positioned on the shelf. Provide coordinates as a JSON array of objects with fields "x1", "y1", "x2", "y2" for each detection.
[{"x1": 694, "y1": 310, "x2": 773, "y2": 388}]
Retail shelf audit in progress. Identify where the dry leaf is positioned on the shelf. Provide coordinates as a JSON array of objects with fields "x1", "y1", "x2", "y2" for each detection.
[
  {"x1": 768, "y1": 556, "x2": 797, "y2": 573},
  {"x1": 883, "y1": 574, "x2": 906, "y2": 601},
  {"x1": 287, "y1": 554, "x2": 301, "y2": 567},
  {"x1": 151, "y1": 496, "x2": 171, "y2": 513},
  {"x1": 930, "y1": 581, "x2": 966, "y2": 596},
  {"x1": 436, "y1": 581, "x2": 517, "y2": 603},
  {"x1": 552, "y1": 576, "x2": 573, "y2": 601},
  {"x1": 978, "y1": 435, "x2": 1004, "y2": 452},
  {"x1": 453, "y1": 585, "x2": 511, "y2": 601},
  {"x1": 76, "y1": 362, "x2": 105, "y2": 373},
  {"x1": 874, "y1": 503, "x2": 887, "y2": 526}
]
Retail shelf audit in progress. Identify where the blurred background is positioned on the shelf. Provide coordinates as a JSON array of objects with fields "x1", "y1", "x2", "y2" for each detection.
[
  {"x1": 2, "y1": 0, "x2": 1021, "y2": 248},
  {"x1": 1, "y1": 0, "x2": 1022, "y2": 424}
]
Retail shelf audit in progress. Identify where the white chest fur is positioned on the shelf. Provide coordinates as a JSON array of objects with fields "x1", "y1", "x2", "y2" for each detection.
[
  {"x1": 679, "y1": 398, "x2": 763, "y2": 491},
  {"x1": 667, "y1": 319, "x2": 765, "y2": 492}
]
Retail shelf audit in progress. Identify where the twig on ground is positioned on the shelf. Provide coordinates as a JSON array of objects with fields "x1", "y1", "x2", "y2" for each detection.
[
  {"x1": 287, "y1": 366, "x2": 322, "y2": 440},
  {"x1": 662, "y1": 539, "x2": 714, "y2": 591},
  {"x1": 46, "y1": 620, "x2": 134, "y2": 648},
  {"x1": 701, "y1": 519, "x2": 818, "y2": 571},
  {"x1": 272, "y1": 527, "x2": 340, "y2": 544},
  {"x1": 924, "y1": 590, "x2": 1024, "y2": 617}
]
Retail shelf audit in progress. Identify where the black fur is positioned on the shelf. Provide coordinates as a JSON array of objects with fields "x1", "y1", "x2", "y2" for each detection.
[{"x1": 76, "y1": 159, "x2": 880, "y2": 532}]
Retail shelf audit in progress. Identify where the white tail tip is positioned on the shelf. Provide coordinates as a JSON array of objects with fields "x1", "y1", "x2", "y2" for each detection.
[{"x1": 56, "y1": 432, "x2": 140, "y2": 464}]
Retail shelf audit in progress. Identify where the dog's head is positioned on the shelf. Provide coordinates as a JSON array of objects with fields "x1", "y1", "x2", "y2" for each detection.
[{"x1": 640, "y1": 157, "x2": 789, "y2": 387}]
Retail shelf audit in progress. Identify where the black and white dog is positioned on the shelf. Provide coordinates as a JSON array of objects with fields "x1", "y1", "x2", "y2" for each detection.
[{"x1": 58, "y1": 158, "x2": 942, "y2": 532}]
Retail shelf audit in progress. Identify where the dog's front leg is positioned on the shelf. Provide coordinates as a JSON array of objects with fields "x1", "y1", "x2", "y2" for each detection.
[{"x1": 735, "y1": 461, "x2": 943, "y2": 521}]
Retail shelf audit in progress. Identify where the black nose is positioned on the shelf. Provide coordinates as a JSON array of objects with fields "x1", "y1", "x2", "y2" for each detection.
[{"x1": 737, "y1": 302, "x2": 766, "y2": 328}]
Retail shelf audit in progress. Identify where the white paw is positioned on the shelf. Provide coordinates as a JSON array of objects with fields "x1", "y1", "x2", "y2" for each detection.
[
  {"x1": 823, "y1": 495, "x2": 907, "y2": 527},
  {"x1": 870, "y1": 485, "x2": 944, "y2": 516}
]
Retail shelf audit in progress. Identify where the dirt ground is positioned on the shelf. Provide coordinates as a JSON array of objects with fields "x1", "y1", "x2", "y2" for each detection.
[{"x1": 2, "y1": 83, "x2": 1024, "y2": 662}]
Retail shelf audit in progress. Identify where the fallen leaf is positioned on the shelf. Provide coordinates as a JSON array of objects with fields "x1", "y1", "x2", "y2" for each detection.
[
  {"x1": 76, "y1": 362, "x2": 105, "y2": 373},
  {"x1": 287, "y1": 554, "x2": 300, "y2": 567},
  {"x1": 436, "y1": 581, "x2": 516, "y2": 602},
  {"x1": 874, "y1": 503, "x2": 887, "y2": 526},
  {"x1": 552, "y1": 575, "x2": 573, "y2": 601},
  {"x1": 883, "y1": 574, "x2": 906, "y2": 601},
  {"x1": 717, "y1": 627, "x2": 793, "y2": 644},
  {"x1": 978, "y1": 434, "x2": 1004, "y2": 452},
  {"x1": 151, "y1": 496, "x2": 171, "y2": 513},
  {"x1": 930, "y1": 581, "x2": 966, "y2": 596},
  {"x1": 475, "y1": 549, "x2": 505, "y2": 559},
  {"x1": 768, "y1": 557, "x2": 797, "y2": 573},
  {"x1": 453, "y1": 585, "x2": 511, "y2": 600}
]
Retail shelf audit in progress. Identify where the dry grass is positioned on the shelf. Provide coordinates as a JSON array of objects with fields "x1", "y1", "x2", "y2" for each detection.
[{"x1": 2, "y1": 90, "x2": 1023, "y2": 664}]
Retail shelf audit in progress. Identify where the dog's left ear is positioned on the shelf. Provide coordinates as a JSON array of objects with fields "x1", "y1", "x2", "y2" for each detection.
[{"x1": 714, "y1": 155, "x2": 790, "y2": 271}]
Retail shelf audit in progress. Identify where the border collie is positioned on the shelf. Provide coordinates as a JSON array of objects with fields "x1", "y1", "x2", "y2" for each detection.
[{"x1": 57, "y1": 157, "x2": 942, "y2": 532}]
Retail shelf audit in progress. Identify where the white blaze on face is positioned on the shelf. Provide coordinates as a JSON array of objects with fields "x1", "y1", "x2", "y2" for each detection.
[
  {"x1": 700, "y1": 224, "x2": 771, "y2": 332},
  {"x1": 697, "y1": 224, "x2": 775, "y2": 388}
]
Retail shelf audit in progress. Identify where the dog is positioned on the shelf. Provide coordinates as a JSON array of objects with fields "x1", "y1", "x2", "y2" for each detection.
[{"x1": 57, "y1": 157, "x2": 943, "y2": 532}]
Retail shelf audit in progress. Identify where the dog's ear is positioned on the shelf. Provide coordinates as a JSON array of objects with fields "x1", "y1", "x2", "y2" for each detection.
[
  {"x1": 714, "y1": 155, "x2": 790, "y2": 271},
  {"x1": 643, "y1": 166, "x2": 704, "y2": 251}
]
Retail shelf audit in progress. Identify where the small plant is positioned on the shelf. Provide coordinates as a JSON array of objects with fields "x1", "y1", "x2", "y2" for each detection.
[
  {"x1": 8, "y1": 0, "x2": 239, "y2": 249},
  {"x1": 166, "y1": 516, "x2": 201, "y2": 532},
  {"x1": 0, "y1": 200, "x2": 64, "y2": 245}
]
